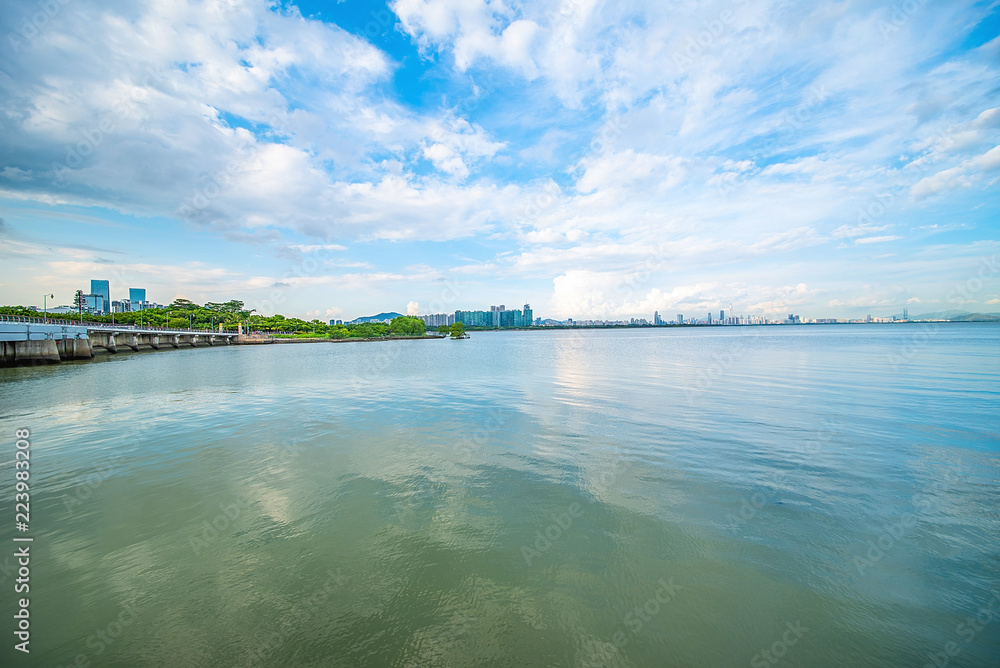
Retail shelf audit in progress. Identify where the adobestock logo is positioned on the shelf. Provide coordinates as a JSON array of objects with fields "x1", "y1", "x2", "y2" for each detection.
[{"x1": 751, "y1": 620, "x2": 809, "y2": 667}]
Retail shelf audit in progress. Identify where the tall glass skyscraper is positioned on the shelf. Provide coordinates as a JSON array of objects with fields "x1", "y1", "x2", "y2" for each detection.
[
  {"x1": 129, "y1": 287, "x2": 146, "y2": 311},
  {"x1": 90, "y1": 279, "x2": 110, "y2": 314}
]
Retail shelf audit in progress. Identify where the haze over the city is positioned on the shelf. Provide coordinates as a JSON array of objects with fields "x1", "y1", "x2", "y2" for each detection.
[{"x1": 0, "y1": 0, "x2": 997, "y2": 321}]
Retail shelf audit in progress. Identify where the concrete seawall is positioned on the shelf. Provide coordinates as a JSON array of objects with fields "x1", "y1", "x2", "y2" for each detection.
[
  {"x1": 0, "y1": 319, "x2": 243, "y2": 367},
  {"x1": 0, "y1": 319, "x2": 447, "y2": 367},
  {"x1": 1, "y1": 339, "x2": 62, "y2": 365}
]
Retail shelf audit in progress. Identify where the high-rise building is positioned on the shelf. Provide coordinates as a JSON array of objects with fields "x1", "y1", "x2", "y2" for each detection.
[
  {"x1": 129, "y1": 288, "x2": 147, "y2": 311},
  {"x1": 720, "y1": 310, "x2": 725, "y2": 322},
  {"x1": 654, "y1": 311, "x2": 661, "y2": 325},
  {"x1": 523, "y1": 303, "x2": 532, "y2": 326},
  {"x1": 903, "y1": 307, "x2": 909, "y2": 320},
  {"x1": 456, "y1": 304, "x2": 530, "y2": 328},
  {"x1": 83, "y1": 293, "x2": 105, "y2": 314},
  {"x1": 677, "y1": 314, "x2": 683, "y2": 324},
  {"x1": 417, "y1": 313, "x2": 454, "y2": 327},
  {"x1": 455, "y1": 310, "x2": 492, "y2": 327},
  {"x1": 90, "y1": 279, "x2": 110, "y2": 314},
  {"x1": 707, "y1": 312, "x2": 712, "y2": 324}
]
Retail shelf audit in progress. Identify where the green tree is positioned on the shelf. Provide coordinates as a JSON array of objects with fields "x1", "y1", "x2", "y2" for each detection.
[
  {"x1": 168, "y1": 317, "x2": 188, "y2": 329},
  {"x1": 390, "y1": 316, "x2": 426, "y2": 336},
  {"x1": 450, "y1": 321, "x2": 466, "y2": 338},
  {"x1": 73, "y1": 290, "x2": 86, "y2": 319},
  {"x1": 329, "y1": 326, "x2": 350, "y2": 339},
  {"x1": 438, "y1": 325, "x2": 450, "y2": 334},
  {"x1": 354, "y1": 322, "x2": 378, "y2": 338}
]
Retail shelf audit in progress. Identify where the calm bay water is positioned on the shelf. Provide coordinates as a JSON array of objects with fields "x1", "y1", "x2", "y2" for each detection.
[{"x1": 1, "y1": 324, "x2": 999, "y2": 667}]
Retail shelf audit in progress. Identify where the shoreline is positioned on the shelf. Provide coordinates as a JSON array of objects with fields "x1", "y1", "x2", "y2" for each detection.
[{"x1": 274, "y1": 335, "x2": 447, "y2": 344}]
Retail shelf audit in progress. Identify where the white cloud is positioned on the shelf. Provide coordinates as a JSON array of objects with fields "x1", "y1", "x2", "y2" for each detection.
[
  {"x1": 392, "y1": 1, "x2": 543, "y2": 78},
  {"x1": 0, "y1": 167, "x2": 32, "y2": 182},
  {"x1": 421, "y1": 117, "x2": 505, "y2": 180},
  {"x1": 288, "y1": 244, "x2": 348, "y2": 252},
  {"x1": 1, "y1": 0, "x2": 998, "y2": 318},
  {"x1": 575, "y1": 150, "x2": 686, "y2": 195},
  {"x1": 910, "y1": 141, "x2": 999, "y2": 200},
  {"x1": 854, "y1": 235, "x2": 902, "y2": 245},
  {"x1": 832, "y1": 223, "x2": 891, "y2": 239},
  {"x1": 970, "y1": 145, "x2": 1000, "y2": 171},
  {"x1": 911, "y1": 166, "x2": 972, "y2": 200}
]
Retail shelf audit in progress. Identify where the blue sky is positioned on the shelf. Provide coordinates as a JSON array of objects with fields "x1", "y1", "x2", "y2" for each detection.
[{"x1": 0, "y1": 0, "x2": 998, "y2": 321}]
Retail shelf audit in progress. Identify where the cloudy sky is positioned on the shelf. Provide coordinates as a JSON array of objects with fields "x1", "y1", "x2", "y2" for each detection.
[{"x1": 0, "y1": 0, "x2": 998, "y2": 321}]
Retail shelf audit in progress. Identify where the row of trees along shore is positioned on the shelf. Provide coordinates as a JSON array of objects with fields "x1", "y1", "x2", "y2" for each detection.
[{"x1": 0, "y1": 300, "x2": 432, "y2": 339}]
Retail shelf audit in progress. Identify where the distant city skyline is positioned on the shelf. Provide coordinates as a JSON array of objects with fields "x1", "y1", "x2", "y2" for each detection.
[
  {"x1": 0, "y1": 2, "x2": 997, "y2": 321},
  {"x1": 22, "y1": 280, "x2": 995, "y2": 326}
]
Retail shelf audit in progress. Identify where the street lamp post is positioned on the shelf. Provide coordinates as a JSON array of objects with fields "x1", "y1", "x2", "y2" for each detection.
[{"x1": 43, "y1": 293, "x2": 53, "y2": 319}]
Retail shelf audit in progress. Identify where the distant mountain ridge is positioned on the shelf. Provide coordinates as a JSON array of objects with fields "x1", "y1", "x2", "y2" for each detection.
[
  {"x1": 347, "y1": 312, "x2": 404, "y2": 324},
  {"x1": 908, "y1": 310, "x2": 1000, "y2": 321}
]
